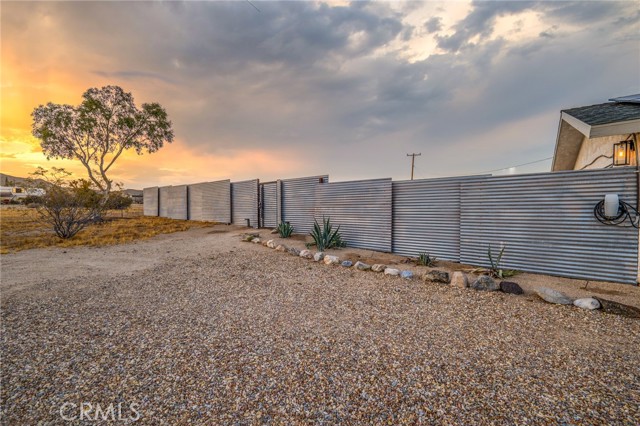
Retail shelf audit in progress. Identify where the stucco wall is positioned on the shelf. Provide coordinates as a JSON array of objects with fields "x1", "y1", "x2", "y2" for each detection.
[{"x1": 574, "y1": 134, "x2": 636, "y2": 170}]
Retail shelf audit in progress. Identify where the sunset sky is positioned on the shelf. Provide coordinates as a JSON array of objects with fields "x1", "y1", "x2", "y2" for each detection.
[{"x1": 1, "y1": 1, "x2": 639, "y2": 189}]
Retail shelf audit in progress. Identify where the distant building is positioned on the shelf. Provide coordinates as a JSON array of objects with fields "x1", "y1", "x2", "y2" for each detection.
[
  {"x1": 552, "y1": 94, "x2": 640, "y2": 171},
  {"x1": 124, "y1": 189, "x2": 143, "y2": 204}
]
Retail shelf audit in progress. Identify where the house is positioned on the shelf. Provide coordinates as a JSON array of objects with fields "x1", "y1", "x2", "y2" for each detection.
[{"x1": 552, "y1": 94, "x2": 640, "y2": 171}]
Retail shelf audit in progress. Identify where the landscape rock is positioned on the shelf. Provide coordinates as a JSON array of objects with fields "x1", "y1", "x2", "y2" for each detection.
[
  {"x1": 470, "y1": 275, "x2": 499, "y2": 291},
  {"x1": 371, "y1": 264, "x2": 386, "y2": 273},
  {"x1": 573, "y1": 298, "x2": 601, "y2": 310},
  {"x1": 341, "y1": 261, "x2": 353, "y2": 267},
  {"x1": 384, "y1": 268, "x2": 401, "y2": 276},
  {"x1": 534, "y1": 287, "x2": 573, "y2": 305},
  {"x1": 450, "y1": 271, "x2": 468, "y2": 288},
  {"x1": 594, "y1": 297, "x2": 640, "y2": 318},
  {"x1": 275, "y1": 245, "x2": 288, "y2": 252},
  {"x1": 251, "y1": 238, "x2": 261, "y2": 244},
  {"x1": 299, "y1": 250, "x2": 313, "y2": 259},
  {"x1": 242, "y1": 234, "x2": 255, "y2": 242},
  {"x1": 324, "y1": 255, "x2": 340, "y2": 265},
  {"x1": 313, "y1": 252, "x2": 325, "y2": 262},
  {"x1": 423, "y1": 270, "x2": 450, "y2": 284},
  {"x1": 401, "y1": 271, "x2": 413, "y2": 280},
  {"x1": 354, "y1": 261, "x2": 371, "y2": 271},
  {"x1": 270, "y1": 228, "x2": 279, "y2": 234},
  {"x1": 500, "y1": 281, "x2": 524, "y2": 295},
  {"x1": 267, "y1": 240, "x2": 277, "y2": 249},
  {"x1": 287, "y1": 247, "x2": 300, "y2": 256}
]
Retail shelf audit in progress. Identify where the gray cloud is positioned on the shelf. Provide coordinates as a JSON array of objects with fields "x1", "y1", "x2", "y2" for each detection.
[
  {"x1": 2, "y1": 1, "x2": 639, "y2": 185},
  {"x1": 424, "y1": 16, "x2": 443, "y2": 33}
]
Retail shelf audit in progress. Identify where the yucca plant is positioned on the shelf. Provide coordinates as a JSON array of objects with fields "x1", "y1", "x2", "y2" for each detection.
[
  {"x1": 309, "y1": 216, "x2": 345, "y2": 251},
  {"x1": 418, "y1": 252, "x2": 437, "y2": 267},
  {"x1": 488, "y1": 245, "x2": 517, "y2": 279},
  {"x1": 277, "y1": 221, "x2": 294, "y2": 238}
]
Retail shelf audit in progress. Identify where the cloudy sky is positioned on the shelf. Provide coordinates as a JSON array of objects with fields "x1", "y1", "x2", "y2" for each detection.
[{"x1": 1, "y1": 1, "x2": 639, "y2": 188}]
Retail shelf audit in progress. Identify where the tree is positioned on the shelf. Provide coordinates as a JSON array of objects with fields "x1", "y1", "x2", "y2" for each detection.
[{"x1": 31, "y1": 85, "x2": 174, "y2": 198}]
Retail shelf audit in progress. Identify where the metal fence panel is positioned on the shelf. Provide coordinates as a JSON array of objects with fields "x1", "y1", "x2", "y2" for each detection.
[
  {"x1": 231, "y1": 179, "x2": 259, "y2": 228},
  {"x1": 392, "y1": 176, "x2": 485, "y2": 261},
  {"x1": 314, "y1": 178, "x2": 392, "y2": 252},
  {"x1": 143, "y1": 187, "x2": 159, "y2": 216},
  {"x1": 158, "y1": 186, "x2": 171, "y2": 218},
  {"x1": 460, "y1": 168, "x2": 639, "y2": 284},
  {"x1": 281, "y1": 175, "x2": 329, "y2": 235},
  {"x1": 167, "y1": 185, "x2": 188, "y2": 220},
  {"x1": 260, "y1": 181, "x2": 278, "y2": 228},
  {"x1": 188, "y1": 180, "x2": 231, "y2": 223}
]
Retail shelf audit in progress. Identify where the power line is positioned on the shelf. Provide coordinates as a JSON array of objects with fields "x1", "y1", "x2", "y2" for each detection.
[
  {"x1": 474, "y1": 156, "x2": 553, "y2": 175},
  {"x1": 246, "y1": 0, "x2": 260, "y2": 12}
]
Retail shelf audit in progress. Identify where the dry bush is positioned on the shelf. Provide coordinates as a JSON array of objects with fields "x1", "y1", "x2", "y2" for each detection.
[{"x1": 0, "y1": 207, "x2": 213, "y2": 254}]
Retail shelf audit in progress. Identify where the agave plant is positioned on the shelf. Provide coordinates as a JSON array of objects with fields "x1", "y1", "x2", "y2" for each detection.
[
  {"x1": 277, "y1": 221, "x2": 294, "y2": 238},
  {"x1": 418, "y1": 252, "x2": 437, "y2": 267},
  {"x1": 309, "y1": 216, "x2": 345, "y2": 251}
]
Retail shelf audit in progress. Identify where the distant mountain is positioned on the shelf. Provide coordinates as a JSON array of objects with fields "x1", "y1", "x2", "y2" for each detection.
[
  {"x1": 0, "y1": 172, "x2": 43, "y2": 187},
  {"x1": 1, "y1": 173, "x2": 139, "y2": 193}
]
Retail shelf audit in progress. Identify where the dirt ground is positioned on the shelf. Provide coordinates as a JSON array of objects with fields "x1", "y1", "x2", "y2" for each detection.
[{"x1": 1, "y1": 225, "x2": 639, "y2": 424}]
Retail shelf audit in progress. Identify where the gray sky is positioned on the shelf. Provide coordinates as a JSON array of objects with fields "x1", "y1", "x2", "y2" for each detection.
[{"x1": 2, "y1": 1, "x2": 639, "y2": 188}]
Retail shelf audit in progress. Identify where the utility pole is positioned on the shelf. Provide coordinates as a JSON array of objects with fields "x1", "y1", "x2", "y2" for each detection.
[{"x1": 407, "y1": 153, "x2": 421, "y2": 180}]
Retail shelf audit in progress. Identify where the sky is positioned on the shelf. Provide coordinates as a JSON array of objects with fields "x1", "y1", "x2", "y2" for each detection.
[{"x1": 1, "y1": 1, "x2": 639, "y2": 189}]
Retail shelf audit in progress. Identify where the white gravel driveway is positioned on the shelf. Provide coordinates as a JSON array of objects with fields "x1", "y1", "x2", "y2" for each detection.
[{"x1": 1, "y1": 226, "x2": 639, "y2": 424}]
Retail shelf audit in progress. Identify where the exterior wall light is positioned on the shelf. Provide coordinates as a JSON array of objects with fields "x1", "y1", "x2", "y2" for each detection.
[{"x1": 613, "y1": 140, "x2": 634, "y2": 166}]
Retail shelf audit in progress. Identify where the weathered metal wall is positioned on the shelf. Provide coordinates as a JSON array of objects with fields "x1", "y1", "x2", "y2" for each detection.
[
  {"x1": 143, "y1": 187, "x2": 159, "y2": 216},
  {"x1": 188, "y1": 180, "x2": 231, "y2": 223},
  {"x1": 231, "y1": 179, "x2": 259, "y2": 228},
  {"x1": 281, "y1": 175, "x2": 329, "y2": 234},
  {"x1": 167, "y1": 185, "x2": 188, "y2": 220},
  {"x1": 392, "y1": 176, "x2": 485, "y2": 261},
  {"x1": 314, "y1": 178, "x2": 392, "y2": 252},
  {"x1": 260, "y1": 181, "x2": 278, "y2": 228},
  {"x1": 460, "y1": 168, "x2": 638, "y2": 284},
  {"x1": 158, "y1": 186, "x2": 171, "y2": 218}
]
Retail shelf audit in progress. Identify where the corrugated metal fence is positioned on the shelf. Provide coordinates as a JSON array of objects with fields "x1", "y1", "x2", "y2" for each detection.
[
  {"x1": 392, "y1": 176, "x2": 486, "y2": 261},
  {"x1": 231, "y1": 179, "x2": 259, "y2": 228},
  {"x1": 281, "y1": 175, "x2": 328, "y2": 234},
  {"x1": 188, "y1": 180, "x2": 231, "y2": 223},
  {"x1": 260, "y1": 181, "x2": 278, "y2": 228},
  {"x1": 143, "y1": 168, "x2": 639, "y2": 283},
  {"x1": 143, "y1": 187, "x2": 159, "y2": 216},
  {"x1": 314, "y1": 179, "x2": 392, "y2": 252},
  {"x1": 459, "y1": 168, "x2": 638, "y2": 283}
]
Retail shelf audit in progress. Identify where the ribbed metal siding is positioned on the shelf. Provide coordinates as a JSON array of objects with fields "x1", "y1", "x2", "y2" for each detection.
[
  {"x1": 281, "y1": 175, "x2": 329, "y2": 234},
  {"x1": 167, "y1": 185, "x2": 188, "y2": 220},
  {"x1": 231, "y1": 179, "x2": 258, "y2": 228},
  {"x1": 392, "y1": 176, "x2": 486, "y2": 261},
  {"x1": 260, "y1": 182, "x2": 277, "y2": 228},
  {"x1": 158, "y1": 186, "x2": 171, "y2": 218},
  {"x1": 143, "y1": 187, "x2": 159, "y2": 216},
  {"x1": 314, "y1": 179, "x2": 392, "y2": 252},
  {"x1": 460, "y1": 168, "x2": 638, "y2": 284},
  {"x1": 188, "y1": 180, "x2": 231, "y2": 223}
]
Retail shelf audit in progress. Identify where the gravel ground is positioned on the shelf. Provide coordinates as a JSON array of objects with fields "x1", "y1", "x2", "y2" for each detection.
[{"x1": 2, "y1": 227, "x2": 640, "y2": 424}]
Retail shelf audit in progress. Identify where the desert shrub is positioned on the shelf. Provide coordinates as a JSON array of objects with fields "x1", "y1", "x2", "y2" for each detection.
[
  {"x1": 309, "y1": 216, "x2": 345, "y2": 251},
  {"x1": 105, "y1": 191, "x2": 133, "y2": 216},
  {"x1": 29, "y1": 167, "x2": 104, "y2": 239},
  {"x1": 277, "y1": 221, "x2": 294, "y2": 238}
]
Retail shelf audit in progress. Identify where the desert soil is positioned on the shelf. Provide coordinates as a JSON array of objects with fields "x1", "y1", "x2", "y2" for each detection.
[{"x1": 1, "y1": 225, "x2": 639, "y2": 424}]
